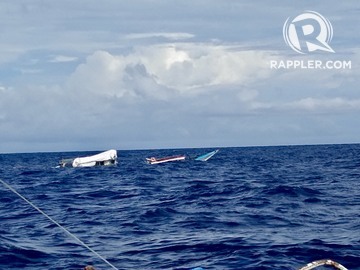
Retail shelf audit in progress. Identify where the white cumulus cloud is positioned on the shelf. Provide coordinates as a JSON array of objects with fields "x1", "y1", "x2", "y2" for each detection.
[{"x1": 66, "y1": 43, "x2": 273, "y2": 102}]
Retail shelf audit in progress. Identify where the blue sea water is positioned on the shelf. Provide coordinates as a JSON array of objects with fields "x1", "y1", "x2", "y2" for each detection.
[{"x1": 0, "y1": 144, "x2": 359, "y2": 270}]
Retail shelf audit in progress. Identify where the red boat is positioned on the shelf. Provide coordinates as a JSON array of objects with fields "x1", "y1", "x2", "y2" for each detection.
[{"x1": 146, "y1": 155, "x2": 186, "y2": 164}]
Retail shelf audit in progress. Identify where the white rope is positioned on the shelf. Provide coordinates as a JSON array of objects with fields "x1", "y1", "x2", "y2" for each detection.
[{"x1": 0, "y1": 178, "x2": 119, "y2": 270}]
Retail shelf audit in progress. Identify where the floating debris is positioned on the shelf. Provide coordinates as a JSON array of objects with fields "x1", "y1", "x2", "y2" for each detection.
[{"x1": 298, "y1": 259, "x2": 348, "y2": 270}]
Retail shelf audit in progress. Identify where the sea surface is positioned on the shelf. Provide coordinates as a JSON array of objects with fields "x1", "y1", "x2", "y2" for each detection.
[{"x1": 0, "y1": 144, "x2": 359, "y2": 270}]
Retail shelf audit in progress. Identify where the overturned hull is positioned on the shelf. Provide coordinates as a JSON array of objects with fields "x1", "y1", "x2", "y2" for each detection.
[
  {"x1": 195, "y1": 149, "x2": 219, "y2": 161},
  {"x1": 59, "y1": 149, "x2": 117, "y2": 168}
]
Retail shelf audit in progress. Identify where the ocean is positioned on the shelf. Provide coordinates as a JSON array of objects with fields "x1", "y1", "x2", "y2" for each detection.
[{"x1": 0, "y1": 144, "x2": 359, "y2": 270}]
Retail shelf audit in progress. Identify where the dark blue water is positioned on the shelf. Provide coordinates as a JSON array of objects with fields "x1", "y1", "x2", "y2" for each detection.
[{"x1": 0, "y1": 145, "x2": 359, "y2": 270}]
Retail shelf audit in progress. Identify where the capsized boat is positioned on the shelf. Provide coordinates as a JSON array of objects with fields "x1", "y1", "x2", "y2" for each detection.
[
  {"x1": 146, "y1": 155, "x2": 186, "y2": 165},
  {"x1": 195, "y1": 149, "x2": 219, "y2": 161},
  {"x1": 59, "y1": 149, "x2": 117, "y2": 168}
]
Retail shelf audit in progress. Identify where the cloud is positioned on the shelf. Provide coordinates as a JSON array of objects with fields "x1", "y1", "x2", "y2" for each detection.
[
  {"x1": 49, "y1": 55, "x2": 79, "y2": 63},
  {"x1": 251, "y1": 97, "x2": 360, "y2": 114},
  {"x1": 66, "y1": 43, "x2": 273, "y2": 102},
  {"x1": 18, "y1": 68, "x2": 43, "y2": 74},
  {"x1": 125, "y1": 32, "x2": 195, "y2": 41},
  {"x1": 2, "y1": 39, "x2": 359, "y2": 152},
  {"x1": 136, "y1": 44, "x2": 273, "y2": 92},
  {"x1": 0, "y1": 42, "x2": 276, "y2": 152},
  {"x1": 287, "y1": 97, "x2": 360, "y2": 111},
  {"x1": 0, "y1": 0, "x2": 359, "y2": 152}
]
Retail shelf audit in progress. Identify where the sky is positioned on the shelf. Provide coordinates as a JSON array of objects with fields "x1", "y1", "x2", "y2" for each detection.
[{"x1": 0, "y1": 1, "x2": 359, "y2": 153}]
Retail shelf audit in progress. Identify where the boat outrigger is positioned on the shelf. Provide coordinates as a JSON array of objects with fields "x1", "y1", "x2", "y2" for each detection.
[
  {"x1": 146, "y1": 155, "x2": 186, "y2": 165},
  {"x1": 59, "y1": 149, "x2": 117, "y2": 168},
  {"x1": 195, "y1": 149, "x2": 219, "y2": 161}
]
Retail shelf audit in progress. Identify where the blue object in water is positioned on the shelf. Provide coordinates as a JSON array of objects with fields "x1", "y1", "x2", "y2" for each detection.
[{"x1": 195, "y1": 149, "x2": 219, "y2": 161}]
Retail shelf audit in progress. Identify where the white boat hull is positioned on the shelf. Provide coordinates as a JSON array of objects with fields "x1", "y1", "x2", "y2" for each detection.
[{"x1": 60, "y1": 149, "x2": 117, "y2": 168}]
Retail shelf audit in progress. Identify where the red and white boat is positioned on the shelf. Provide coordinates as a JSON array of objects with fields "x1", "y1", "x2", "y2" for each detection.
[{"x1": 146, "y1": 155, "x2": 186, "y2": 165}]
